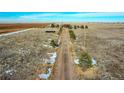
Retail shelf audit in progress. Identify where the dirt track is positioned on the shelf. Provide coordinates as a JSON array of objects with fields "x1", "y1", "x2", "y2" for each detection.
[{"x1": 52, "y1": 28, "x2": 74, "y2": 80}]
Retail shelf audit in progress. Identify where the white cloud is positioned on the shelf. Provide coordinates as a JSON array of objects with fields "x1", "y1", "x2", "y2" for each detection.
[
  {"x1": 61, "y1": 12, "x2": 124, "y2": 18},
  {"x1": 19, "y1": 12, "x2": 124, "y2": 20},
  {"x1": 20, "y1": 13, "x2": 58, "y2": 19}
]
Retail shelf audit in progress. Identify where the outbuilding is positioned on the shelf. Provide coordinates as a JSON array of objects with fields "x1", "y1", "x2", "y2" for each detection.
[{"x1": 45, "y1": 30, "x2": 56, "y2": 33}]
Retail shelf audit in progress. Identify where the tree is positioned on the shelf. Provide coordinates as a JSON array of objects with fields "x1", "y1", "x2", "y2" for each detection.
[
  {"x1": 79, "y1": 52, "x2": 93, "y2": 69},
  {"x1": 80, "y1": 25, "x2": 84, "y2": 29},
  {"x1": 74, "y1": 25, "x2": 77, "y2": 29},
  {"x1": 50, "y1": 40, "x2": 56, "y2": 48},
  {"x1": 56, "y1": 24, "x2": 59, "y2": 28},
  {"x1": 77, "y1": 25, "x2": 79, "y2": 28},
  {"x1": 51, "y1": 24, "x2": 55, "y2": 28},
  {"x1": 69, "y1": 30, "x2": 76, "y2": 40},
  {"x1": 85, "y1": 25, "x2": 88, "y2": 29}
]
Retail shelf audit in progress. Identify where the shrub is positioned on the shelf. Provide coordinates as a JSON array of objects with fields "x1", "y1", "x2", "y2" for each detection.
[
  {"x1": 50, "y1": 40, "x2": 57, "y2": 48},
  {"x1": 51, "y1": 24, "x2": 55, "y2": 28},
  {"x1": 74, "y1": 25, "x2": 77, "y2": 29},
  {"x1": 77, "y1": 25, "x2": 79, "y2": 28},
  {"x1": 85, "y1": 25, "x2": 88, "y2": 29},
  {"x1": 79, "y1": 52, "x2": 93, "y2": 69},
  {"x1": 56, "y1": 24, "x2": 59, "y2": 28},
  {"x1": 80, "y1": 25, "x2": 84, "y2": 29},
  {"x1": 69, "y1": 30, "x2": 76, "y2": 40}
]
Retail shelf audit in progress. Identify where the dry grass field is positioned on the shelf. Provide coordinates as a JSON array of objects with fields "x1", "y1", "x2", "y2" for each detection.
[
  {"x1": 74, "y1": 23, "x2": 124, "y2": 79},
  {"x1": 0, "y1": 27, "x2": 59, "y2": 79},
  {"x1": 0, "y1": 23, "x2": 124, "y2": 80}
]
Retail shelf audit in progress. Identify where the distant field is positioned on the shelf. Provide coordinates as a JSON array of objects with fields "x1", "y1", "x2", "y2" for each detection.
[{"x1": 0, "y1": 23, "x2": 49, "y2": 34}]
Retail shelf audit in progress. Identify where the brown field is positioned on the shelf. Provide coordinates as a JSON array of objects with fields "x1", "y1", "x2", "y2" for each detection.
[{"x1": 0, "y1": 23, "x2": 49, "y2": 34}]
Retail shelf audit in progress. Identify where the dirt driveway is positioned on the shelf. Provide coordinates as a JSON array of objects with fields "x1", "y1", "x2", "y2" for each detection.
[{"x1": 52, "y1": 28, "x2": 74, "y2": 80}]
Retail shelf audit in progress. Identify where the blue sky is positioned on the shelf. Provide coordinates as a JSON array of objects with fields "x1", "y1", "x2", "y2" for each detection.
[{"x1": 0, "y1": 12, "x2": 124, "y2": 23}]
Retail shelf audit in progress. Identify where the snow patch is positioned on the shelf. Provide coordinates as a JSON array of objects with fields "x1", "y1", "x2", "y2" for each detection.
[
  {"x1": 92, "y1": 58, "x2": 97, "y2": 65},
  {"x1": 57, "y1": 39, "x2": 61, "y2": 45},
  {"x1": 38, "y1": 52, "x2": 57, "y2": 79},
  {"x1": 39, "y1": 68, "x2": 51, "y2": 79},
  {"x1": 74, "y1": 58, "x2": 97, "y2": 65},
  {"x1": 5, "y1": 69, "x2": 15, "y2": 75},
  {"x1": 48, "y1": 52, "x2": 57, "y2": 64},
  {"x1": 43, "y1": 44, "x2": 52, "y2": 48},
  {"x1": 5, "y1": 69, "x2": 13, "y2": 74},
  {"x1": 48, "y1": 39, "x2": 52, "y2": 41},
  {"x1": 47, "y1": 53, "x2": 53, "y2": 55},
  {"x1": 74, "y1": 59, "x2": 80, "y2": 64},
  {"x1": 42, "y1": 58, "x2": 49, "y2": 63}
]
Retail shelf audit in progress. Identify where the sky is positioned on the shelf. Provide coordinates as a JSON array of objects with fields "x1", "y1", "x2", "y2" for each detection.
[{"x1": 0, "y1": 12, "x2": 124, "y2": 23}]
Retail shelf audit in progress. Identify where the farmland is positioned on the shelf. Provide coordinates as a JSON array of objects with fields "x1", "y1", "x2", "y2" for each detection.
[
  {"x1": 0, "y1": 23, "x2": 124, "y2": 80},
  {"x1": 0, "y1": 23, "x2": 48, "y2": 34}
]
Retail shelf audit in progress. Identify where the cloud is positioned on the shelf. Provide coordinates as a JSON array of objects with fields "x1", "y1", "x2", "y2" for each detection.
[
  {"x1": 61, "y1": 12, "x2": 124, "y2": 18},
  {"x1": 18, "y1": 12, "x2": 124, "y2": 20},
  {"x1": 19, "y1": 12, "x2": 91, "y2": 19},
  {"x1": 20, "y1": 13, "x2": 59, "y2": 19}
]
